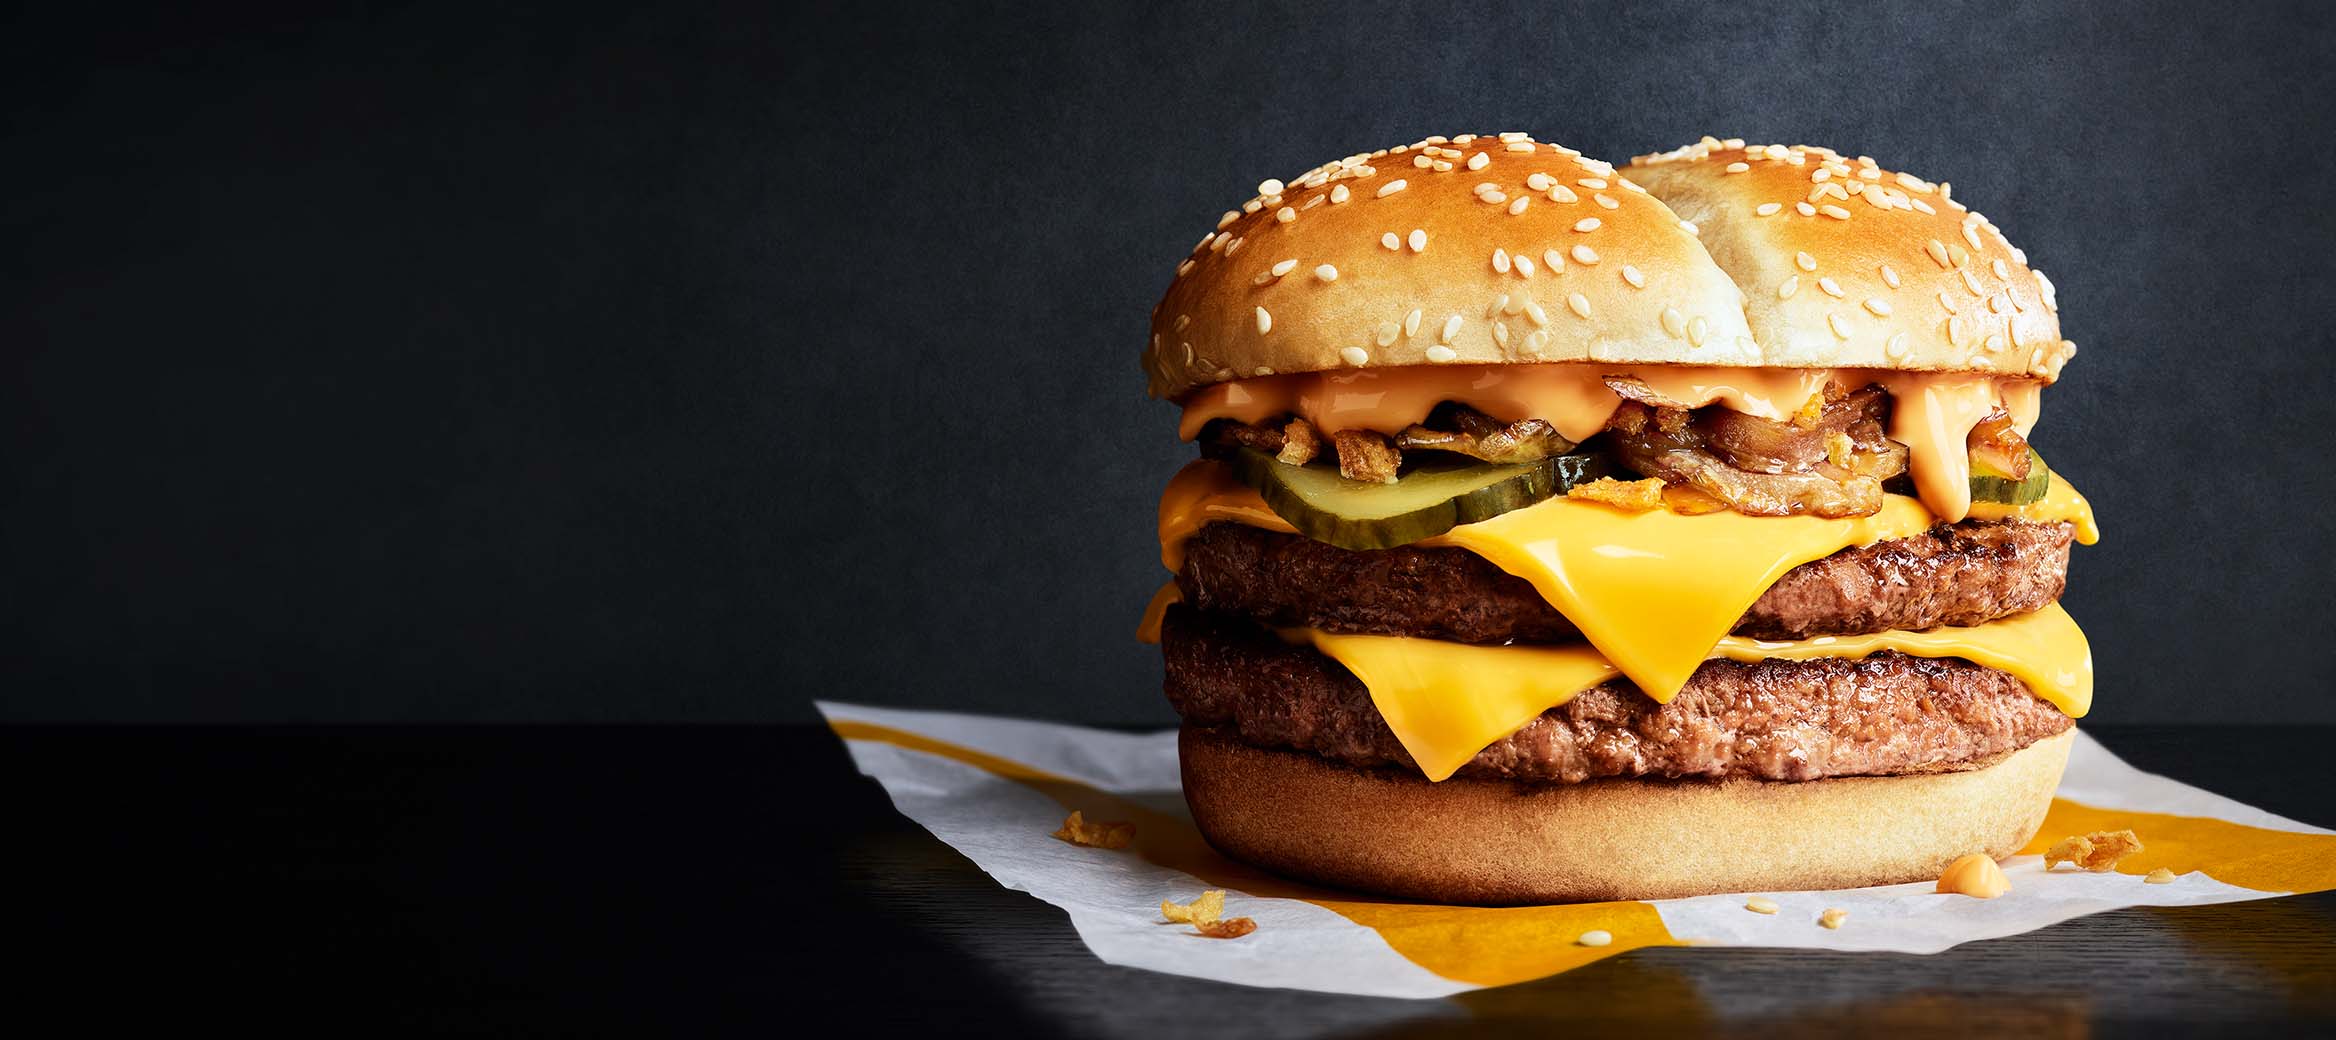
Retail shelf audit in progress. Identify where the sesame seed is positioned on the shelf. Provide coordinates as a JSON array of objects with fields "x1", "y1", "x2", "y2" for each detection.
[
  {"x1": 1499, "y1": 131, "x2": 1528, "y2": 142},
  {"x1": 1542, "y1": 249, "x2": 1566, "y2": 273},
  {"x1": 1271, "y1": 258, "x2": 1298, "y2": 277},
  {"x1": 1778, "y1": 276, "x2": 1799, "y2": 299},
  {"x1": 1827, "y1": 311, "x2": 1851, "y2": 338},
  {"x1": 1509, "y1": 196, "x2": 1530, "y2": 215},
  {"x1": 1411, "y1": 154, "x2": 1432, "y2": 169},
  {"x1": 1376, "y1": 179, "x2": 1408, "y2": 198},
  {"x1": 1340, "y1": 346, "x2": 1369, "y2": 366},
  {"x1": 1549, "y1": 185, "x2": 1578, "y2": 204},
  {"x1": 1515, "y1": 254, "x2": 1536, "y2": 277},
  {"x1": 1577, "y1": 177, "x2": 1608, "y2": 190},
  {"x1": 1173, "y1": 314, "x2": 1190, "y2": 331},
  {"x1": 1409, "y1": 229, "x2": 1428, "y2": 252},
  {"x1": 1474, "y1": 181, "x2": 1501, "y2": 195},
  {"x1": 1571, "y1": 244, "x2": 1599, "y2": 265},
  {"x1": 1382, "y1": 232, "x2": 1401, "y2": 250},
  {"x1": 1948, "y1": 316, "x2": 1967, "y2": 345},
  {"x1": 1426, "y1": 344, "x2": 1459, "y2": 362},
  {"x1": 1567, "y1": 292, "x2": 1592, "y2": 318},
  {"x1": 1881, "y1": 264, "x2": 1901, "y2": 288},
  {"x1": 1949, "y1": 243, "x2": 1970, "y2": 268},
  {"x1": 1404, "y1": 308, "x2": 1423, "y2": 337},
  {"x1": 1258, "y1": 178, "x2": 1284, "y2": 196},
  {"x1": 1812, "y1": 168, "x2": 1833, "y2": 183},
  {"x1": 1573, "y1": 217, "x2": 1601, "y2": 232},
  {"x1": 1481, "y1": 191, "x2": 1508, "y2": 205},
  {"x1": 1796, "y1": 201, "x2": 1817, "y2": 216},
  {"x1": 1526, "y1": 172, "x2": 1553, "y2": 190},
  {"x1": 1992, "y1": 259, "x2": 2011, "y2": 280},
  {"x1": 1505, "y1": 141, "x2": 1534, "y2": 152},
  {"x1": 1217, "y1": 210, "x2": 1240, "y2": 229},
  {"x1": 1502, "y1": 293, "x2": 1525, "y2": 315},
  {"x1": 1492, "y1": 248, "x2": 1511, "y2": 273},
  {"x1": 1927, "y1": 240, "x2": 1952, "y2": 267},
  {"x1": 1255, "y1": 307, "x2": 1272, "y2": 334},
  {"x1": 1493, "y1": 322, "x2": 1509, "y2": 347},
  {"x1": 1679, "y1": 220, "x2": 1699, "y2": 236},
  {"x1": 1725, "y1": 161, "x2": 1751, "y2": 173},
  {"x1": 1939, "y1": 291, "x2": 1959, "y2": 313},
  {"x1": 1376, "y1": 322, "x2": 1400, "y2": 347},
  {"x1": 1594, "y1": 193, "x2": 1618, "y2": 210},
  {"x1": 1863, "y1": 297, "x2": 1892, "y2": 316},
  {"x1": 1577, "y1": 930, "x2": 1613, "y2": 948},
  {"x1": 1885, "y1": 332, "x2": 1909, "y2": 359},
  {"x1": 1820, "y1": 204, "x2": 1852, "y2": 220},
  {"x1": 1487, "y1": 294, "x2": 1508, "y2": 319},
  {"x1": 2036, "y1": 271, "x2": 2059, "y2": 313},
  {"x1": 1911, "y1": 198, "x2": 1936, "y2": 215},
  {"x1": 1755, "y1": 202, "x2": 1783, "y2": 217},
  {"x1": 1315, "y1": 264, "x2": 1338, "y2": 282},
  {"x1": 1985, "y1": 333, "x2": 2006, "y2": 353},
  {"x1": 1467, "y1": 152, "x2": 1490, "y2": 171},
  {"x1": 1961, "y1": 269, "x2": 1984, "y2": 295},
  {"x1": 1963, "y1": 225, "x2": 1984, "y2": 251},
  {"x1": 1329, "y1": 184, "x2": 1350, "y2": 204},
  {"x1": 1275, "y1": 206, "x2": 1296, "y2": 223},
  {"x1": 1621, "y1": 264, "x2": 1646, "y2": 288},
  {"x1": 1989, "y1": 293, "x2": 2008, "y2": 314},
  {"x1": 1795, "y1": 251, "x2": 1817, "y2": 272},
  {"x1": 1224, "y1": 236, "x2": 1244, "y2": 256},
  {"x1": 1818, "y1": 277, "x2": 1843, "y2": 298},
  {"x1": 1688, "y1": 315, "x2": 1708, "y2": 346},
  {"x1": 1441, "y1": 314, "x2": 1464, "y2": 343},
  {"x1": 1660, "y1": 307, "x2": 1685, "y2": 337},
  {"x1": 1526, "y1": 300, "x2": 1550, "y2": 326}
]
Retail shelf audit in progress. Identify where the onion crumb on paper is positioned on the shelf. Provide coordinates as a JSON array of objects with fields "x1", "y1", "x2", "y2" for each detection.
[
  {"x1": 2145, "y1": 867, "x2": 2177, "y2": 885},
  {"x1": 1051, "y1": 810, "x2": 1133, "y2": 849},
  {"x1": 1818, "y1": 908, "x2": 1848, "y2": 930},
  {"x1": 1743, "y1": 896, "x2": 1780, "y2": 915},
  {"x1": 2044, "y1": 829, "x2": 2144, "y2": 872},
  {"x1": 1160, "y1": 889, "x2": 1257, "y2": 939}
]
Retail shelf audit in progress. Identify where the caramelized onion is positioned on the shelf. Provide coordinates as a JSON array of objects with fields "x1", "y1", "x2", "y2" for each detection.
[{"x1": 1967, "y1": 409, "x2": 2033, "y2": 478}]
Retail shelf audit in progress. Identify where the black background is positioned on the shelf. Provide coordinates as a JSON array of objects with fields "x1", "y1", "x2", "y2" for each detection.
[{"x1": 9, "y1": 1, "x2": 2335, "y2": 723}]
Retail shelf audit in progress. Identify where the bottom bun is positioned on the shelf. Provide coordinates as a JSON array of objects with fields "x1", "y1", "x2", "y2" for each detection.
[{"x1": 1180, "y1": 726, "x2": 2073, "y2": 905}]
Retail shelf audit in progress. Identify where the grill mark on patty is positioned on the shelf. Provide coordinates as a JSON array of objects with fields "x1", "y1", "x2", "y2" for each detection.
[
  {"x1": 1161, "y1": 606, "x2": 2074, "y2": 784},
  {"x1": 1176, "y1": 518, "x2": 2072, "y2": 645}
]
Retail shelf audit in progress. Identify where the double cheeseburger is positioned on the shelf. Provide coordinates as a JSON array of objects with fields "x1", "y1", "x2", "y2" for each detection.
[{"x1": 1137, "y1": 134, "x2": 2097, "y2": 904}]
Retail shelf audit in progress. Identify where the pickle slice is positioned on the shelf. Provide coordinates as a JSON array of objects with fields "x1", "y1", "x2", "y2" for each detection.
[
  {"x1": 1970, "y1": 446, "x2": 2050, "y2": 505},
  {"x1": 1228, "y1": 448, "x2": 1614, "y2": 550}
]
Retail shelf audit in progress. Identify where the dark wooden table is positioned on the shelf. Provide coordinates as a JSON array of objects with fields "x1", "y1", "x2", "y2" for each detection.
[{"x1": 9, "y1": 724, "x2": 2330, "y2": 1035}]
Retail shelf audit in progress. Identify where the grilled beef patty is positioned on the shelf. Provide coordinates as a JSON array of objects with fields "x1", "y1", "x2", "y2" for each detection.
[
  {"x1": 1161, "y1": 606, "x2": 2073, "y2": 784},
  {"x1": 1176, "y1": 518, "x2": 2072, "y2": 645}
]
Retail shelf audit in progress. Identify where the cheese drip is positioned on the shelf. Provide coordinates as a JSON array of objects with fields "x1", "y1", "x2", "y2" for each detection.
[
  {"x1": 1299, "y1": 604, "x2": 2093, "y2": 782},
  {"x1": 1176, "y1": 363, "x2": 2044, "y2": 523}
]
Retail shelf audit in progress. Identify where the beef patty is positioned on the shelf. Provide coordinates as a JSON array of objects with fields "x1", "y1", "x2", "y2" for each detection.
[
  {"x1": 1161, "y1": 606, "x2": 2074, "y2": 784},
  {"x1": 1177, "y1": 518, "x2": 2072, "y2": 645}
]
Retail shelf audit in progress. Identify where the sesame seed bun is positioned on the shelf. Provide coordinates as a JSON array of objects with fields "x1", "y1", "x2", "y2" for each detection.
[
  {"x1": 1628, "y1": 138, "x2": 2072, "y2": 379},
  {"x1": 1141, "y1": 134, "x2": 2075, "y2": 400},
  {"x1": 1143, "y1": 133, "x2": 1758, "y2": 400},
  {"x1": 1179, "y1": 725, "x2": 2072, "y2": 905}
]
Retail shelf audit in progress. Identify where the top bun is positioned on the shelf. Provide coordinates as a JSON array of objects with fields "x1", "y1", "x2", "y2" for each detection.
[
  {"x1": 1142, "y1": 133, "x2": 1757, "y2": 400},
  {"x1": 1141, "y1": 134, "x2": 2075, "y2": 400},
  {"x1": 1627, "y1": 138, "x2": 2071, "y2": 381}
]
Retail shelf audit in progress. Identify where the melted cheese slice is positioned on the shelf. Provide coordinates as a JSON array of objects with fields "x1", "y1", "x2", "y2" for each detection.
[{"x1": 1299, "y1": 603, "x2": 2092, "y2": 782}]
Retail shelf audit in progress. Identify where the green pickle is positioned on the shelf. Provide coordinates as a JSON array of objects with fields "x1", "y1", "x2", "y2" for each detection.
[
  {"x1": 1969, "y1": 446, "x2": 2050, "y2": 505},
  {"x1": 1229, "y1": 448, "x2": 1614, "y2": 550}
]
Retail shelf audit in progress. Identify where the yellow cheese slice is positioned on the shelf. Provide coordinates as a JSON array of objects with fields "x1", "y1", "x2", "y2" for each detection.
[{"x1": 1297, "y1": 603, "x2": 2092, "y2": 782}]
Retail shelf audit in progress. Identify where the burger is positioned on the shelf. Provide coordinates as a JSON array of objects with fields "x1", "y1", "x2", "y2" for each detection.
[{"x1": 1136, "y1": 133, "x2": 2097, "y2": 904}]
